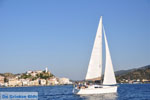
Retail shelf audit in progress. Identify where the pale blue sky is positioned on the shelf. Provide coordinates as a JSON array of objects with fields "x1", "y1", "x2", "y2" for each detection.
[{"x1": 0, "y1": 0, "x2": 150, "y2": 80}]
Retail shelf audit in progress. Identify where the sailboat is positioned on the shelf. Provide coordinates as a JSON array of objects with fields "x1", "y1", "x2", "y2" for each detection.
[{"x1": 73, "y1": 16, "x2": 117, "y2": 95}]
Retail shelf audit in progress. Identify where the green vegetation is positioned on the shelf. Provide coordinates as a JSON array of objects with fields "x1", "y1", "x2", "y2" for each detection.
[
  {"x1": 19, "y1": 71, "x2": 54, "y2": 80},
  {"x1": 20, "y1": 74, "x2": 32, "y2": 79},
  {"x1": 4, "y1": 77, "x2": 8, "y2": 82},
  {"x1": 36, "y1": 72, "x2": 54, "y2": 79}
]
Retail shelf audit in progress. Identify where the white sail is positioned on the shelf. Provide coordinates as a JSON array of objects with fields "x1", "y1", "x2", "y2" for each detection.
[
  {"x1": 85, "y1": 16, "x2": 103, "y2": 80},
  {"x1": 103, "y1": 27, "x2": 116, "y2": 85}
]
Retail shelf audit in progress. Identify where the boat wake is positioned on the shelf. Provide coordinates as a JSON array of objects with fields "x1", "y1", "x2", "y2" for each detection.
[{"x1": 80, "y1": 93, "x2": 118, "y2": 100}]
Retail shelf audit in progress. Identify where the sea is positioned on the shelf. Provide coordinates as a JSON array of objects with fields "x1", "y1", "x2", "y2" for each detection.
[{"x1": 0, "y1": 84, "x2": 150, "y2": 100}]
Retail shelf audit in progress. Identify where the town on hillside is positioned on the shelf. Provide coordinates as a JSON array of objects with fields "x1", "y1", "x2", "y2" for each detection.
[{"x1": 0, "y1": 68, "x2": 72, "y2": 87}]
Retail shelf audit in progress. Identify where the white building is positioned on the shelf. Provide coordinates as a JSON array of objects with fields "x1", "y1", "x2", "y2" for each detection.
[
  {"x1": 29, "y1": 79, "x2": 39, "y2": 86},
  {"x1": 58, "y1": 78, "x2": 72, "y2": 85},
  {"x1": 48, "y1": 78, "x2": 58, "y2": 85},
  {"x1": 8, "y1": 78, "x2": 18, "y2": 87},
  {"x1": 45, "y1": 67, "x2": 48, "y2": 73},
  {"x1": 19, "y1": 79, "x2": 30, "y2": 86},
  {"x1": 27, "y1": 71, "x2": 33, "y2": 75},
  {"x1": 0, "y1": 75, "x2": 4, "y2": 86}
]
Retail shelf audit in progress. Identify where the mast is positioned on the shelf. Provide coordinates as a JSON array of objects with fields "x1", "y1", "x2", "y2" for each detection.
[
  {"x1": 103, "y1": 26, "x2": 116, "y2": 85},
  {"x1": 85, "y1": 16, "x2": 103, "y2": 81}
]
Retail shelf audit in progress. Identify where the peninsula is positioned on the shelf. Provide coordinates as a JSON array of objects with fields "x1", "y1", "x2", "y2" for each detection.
[{"x1": 0, "y1": 68, "x2": 72, "y2": 87}]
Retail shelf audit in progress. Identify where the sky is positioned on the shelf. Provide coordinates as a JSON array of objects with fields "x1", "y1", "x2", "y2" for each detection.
[{"x1": 0, "y1": 0, "x2": 150, "y2": 80}]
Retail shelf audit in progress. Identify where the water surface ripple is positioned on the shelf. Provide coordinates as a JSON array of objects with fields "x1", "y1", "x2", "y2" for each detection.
[{"x1": 0, "y1": 84, "x2": 150, "y2": 100}]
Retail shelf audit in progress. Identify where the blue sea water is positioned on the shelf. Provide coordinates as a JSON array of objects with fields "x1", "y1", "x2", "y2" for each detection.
[{"x1": 0, "y1": 84, "x2": 150, "y2": 100}]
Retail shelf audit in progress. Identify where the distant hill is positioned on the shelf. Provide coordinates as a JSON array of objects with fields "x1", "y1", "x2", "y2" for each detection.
[
  {"x1": 115, "y1": 65, "x2": 150, "y2": 83},
  {"x1": 115, "y1": 69, "x2": 135, "y2": 76},
  {"x1": 0, "y1": 73, "x2": 16, "y2": 78}
]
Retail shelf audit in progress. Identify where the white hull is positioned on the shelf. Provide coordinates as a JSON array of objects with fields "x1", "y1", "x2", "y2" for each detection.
[{"x1": 74, "y1": 86, "x2": 117, "y2": 95}]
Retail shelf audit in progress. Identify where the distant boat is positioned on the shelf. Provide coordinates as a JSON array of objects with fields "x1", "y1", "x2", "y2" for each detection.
[{"x1": 73, "y1": 16, "x2": 117, "y2": 95}]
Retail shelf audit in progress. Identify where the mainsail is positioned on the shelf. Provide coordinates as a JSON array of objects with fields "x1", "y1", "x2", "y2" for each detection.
[
  {"x1": 85, "y1": 16, "x2": 103, "y2": 80},
  {"x1": 103, "y1": 27, "x2": 116, "y2": 85}
]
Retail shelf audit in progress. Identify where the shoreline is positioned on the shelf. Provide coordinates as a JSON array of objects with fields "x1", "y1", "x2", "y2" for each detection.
[{"x1": 0, "y1": 84, "x2": 73, "y2": 88}]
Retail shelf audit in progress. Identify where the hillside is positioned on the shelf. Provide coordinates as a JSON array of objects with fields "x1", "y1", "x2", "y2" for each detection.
[
  {"x1": 115, "y1": 65, "x2": 150, "y2": 83},
  {"x1": 115, "y1": 69, "x2": 135, "y2": 76}
]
